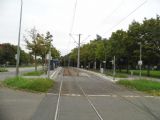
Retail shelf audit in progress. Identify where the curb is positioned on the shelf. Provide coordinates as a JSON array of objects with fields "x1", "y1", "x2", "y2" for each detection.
[
  {"x1": 77, "y1": 68, "x2": 118, "y2": 82},
  {"x1": 50, "y1": 67, "x2": 62, "y2": 79}
]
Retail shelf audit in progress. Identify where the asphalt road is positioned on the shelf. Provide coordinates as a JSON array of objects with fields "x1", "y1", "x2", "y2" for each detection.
[
  {"x1": 0, "y1": 87, "x2": 44, "y2": 120},
  {"x1": 31, "y1": 67, "x2": 160, "y2": 120},
  {"x1": 0, "y1": 67, "x2": 42, "y2": 81}
]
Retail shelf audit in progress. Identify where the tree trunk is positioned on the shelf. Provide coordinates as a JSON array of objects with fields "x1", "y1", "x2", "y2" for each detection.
[
  {"x1": 126, "y1": 59, "x2": 129, "y2": 73},
  {"x1": 147, "y1": 64, "x2": 150, "y2": 77},
  {"x1": 35, "y1": 53, "x2": 37, "y2": 71},
  {"x1": 119, "y1": 63, "x2": 122, "y2": 72},
  {"x1": 42, "y1": 56, "x2": 45, "y2": 71}
]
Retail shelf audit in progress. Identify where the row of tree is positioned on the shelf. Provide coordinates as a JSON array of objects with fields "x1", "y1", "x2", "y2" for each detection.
[
  {"x1": 25, "y1": 28, "x2": 60, "y2": 71},
  {"x1": 61, "y1": 15, "x2": 160, "y2": 76},
  {"x1": 0, "y1": 28, "x2": 60, "y2": 69},
  {"x1": 0, "y1": 43, "x2": 32, "y2": 66}
]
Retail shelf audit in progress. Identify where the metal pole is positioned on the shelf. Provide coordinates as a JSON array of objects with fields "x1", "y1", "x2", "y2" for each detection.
[
  {"x1": 113, "y1": 56, "x2": 116, "y2": 80},
  {"x1": 140, "y1": 42, "x2": 142, "y2": 79},
  {"x1": 16, "y1": 0, "x2": 23, "y2": 76},
  {"x1": 104, "y1": 53, "x2": 106, "y2": 72},
  {"x1": 77, "y1": 34, "x2": 80, "y2": 68},
  {"x1": 68, "y1": 56, "x2": 70, "y2": 67},
  {"x1": 48, "y1": 44, "x2": 51, "y2": 79}
]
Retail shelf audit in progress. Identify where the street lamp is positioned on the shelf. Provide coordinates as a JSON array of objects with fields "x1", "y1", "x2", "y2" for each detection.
[
  {"x1": 16, "y1": 0, "x2": 23, "y2": 76},
  {"x1": 47, "y1": 44, "x2": 51, "y2": 79},
  {"x1": 138, "y1": 42, "x2": 142, "y2": 79}
]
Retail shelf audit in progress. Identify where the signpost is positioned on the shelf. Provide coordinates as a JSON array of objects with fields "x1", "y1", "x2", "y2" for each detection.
[
  {"x1": 138, "y1": 42, "x2": 142, "y2": 79},
  {"x1": 110, "y1": 56, "x2": 116, "y2": 80},
  {"x1": 138, "y1": 60, "x2": 142, "y2": 79}
]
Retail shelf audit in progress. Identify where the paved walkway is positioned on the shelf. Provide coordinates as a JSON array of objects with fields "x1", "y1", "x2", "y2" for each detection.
[
  {"x1": 0, "y1": 87, "x2": 45, "y2": 120},
  {"x1": 0, "y1": 67, "x2": 61, "y2": 120}
]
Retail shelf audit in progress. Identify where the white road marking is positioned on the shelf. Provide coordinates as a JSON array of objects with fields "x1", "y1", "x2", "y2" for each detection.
[
  {"x1": 78, "y1": 85, "x2": 104, "y2": 120},
  {"x1": 63, "y1": 94, "x2": 81, "y2": 96},
  {"x1": 88, "y1": 95, "x2": 111, "y2": 97},
  {"x1": 124, "y1": 95, "x2": 140, "y2": 98},
  {"x1": 54, "y1": 74, "x2": 63, "y2": 120},
  {"x1": 46, "y1": 93, "x2": 159, "y2": 99},
  {"x1": 112, "y1": 95, "x2": 117, "y2": 97},
  {"x1": 144, "y1": 96, "x2": 154, "y2": 98},
  {"x1": 46, "y1": 93, "x2": 58, "y2": 96}
]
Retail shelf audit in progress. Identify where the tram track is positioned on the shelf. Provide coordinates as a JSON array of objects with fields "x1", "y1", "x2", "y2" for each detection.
[
  {"x1": 86, "y1": 71, "x2": 160, "y2": 120},
  {"x1": 53, "y1": 67, "x2": 160, "y2": 120},
  {"x1": 68, "y1": 68, "x2": 104, "y2": 120}
]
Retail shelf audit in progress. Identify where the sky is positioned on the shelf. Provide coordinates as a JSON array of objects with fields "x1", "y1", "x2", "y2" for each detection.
[{"x1": 0, "y1": 0, "x2": 160, "y2": 56}]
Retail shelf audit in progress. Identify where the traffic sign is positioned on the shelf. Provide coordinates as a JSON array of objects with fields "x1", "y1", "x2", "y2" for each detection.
[
  {"x1": 15, "y1": 54, "x2": 17, "y2": 60},
  {"x1": 138, "y1": 60, "x2": 143, "y2": 66}
]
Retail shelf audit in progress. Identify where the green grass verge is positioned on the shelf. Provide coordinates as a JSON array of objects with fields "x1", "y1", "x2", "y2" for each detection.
[
  {"x1": 117, "y1": 79, "x2": 160, "y2": 96},
  {"x1": 0, "y1": 68, "x2": 8, "y2": 72},
  {"x1": 121, "y1": 69, "x2": 160, "y2": 78},
  {"x1": 23, "y1": 70, "x2": 44, "y2": 76},
  {"x1": 3, "y1": 77, "x2": 53, "y2": 92},
  {"x1": 106, "y1": 72, "x2": 128, "y2": 78}
]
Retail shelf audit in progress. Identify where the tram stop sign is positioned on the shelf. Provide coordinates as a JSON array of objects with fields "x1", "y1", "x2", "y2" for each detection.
[
  {"x1": 138, "y1": 60, "x2": 143, "y2": 66},
  {"x1": 15, "y1": 54, "x2": 17, "y2": 60},
  {"x1": 103, "y1": 61, "x2": 106, "y2": 63}
]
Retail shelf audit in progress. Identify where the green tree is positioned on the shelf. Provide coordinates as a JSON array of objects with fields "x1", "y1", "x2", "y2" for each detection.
[
  {"x1": 25, "y1": 27, "x2": 42, "y2": 71},
  {"x1": 0, "y1": 43, "x2": 30, "y2": 66}
]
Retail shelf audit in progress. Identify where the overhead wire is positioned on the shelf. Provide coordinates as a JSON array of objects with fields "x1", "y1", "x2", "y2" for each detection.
[
  {"x1": 67, "y1": 0, "x2": 147, "y2": 54},
  {"x1": 103, "y1": 0, "x2": 147, "y2": 35},
  {"x1": 67, "y1": 0, "x2": 78, "y2": 55},
  {"x1": 70, "y1": 0, "x2": 78, "y2": 33},
  {"x1": 80, "y1": 35, "x2": 91, "y2": 44},
  {"x1": 87, "y1": 0, "x2": 124, "y2": 39},
  {"x1": 99, "y1": 0, "x2": 125, "y2": 28}
]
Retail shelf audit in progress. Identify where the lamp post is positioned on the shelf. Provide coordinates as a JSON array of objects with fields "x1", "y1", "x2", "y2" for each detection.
[
  {"x1": 47, "y1": 43, "x2": 51, "y2": 79},
  {"x1": 16, "y1": 0, "x2": 23, "y2": 76},
  {"x1": 113, "y1": 56, "x2": 116, "y2": 80},
  {"x1": 138, "y1": 42, "x2": 142, "y2": 79}
]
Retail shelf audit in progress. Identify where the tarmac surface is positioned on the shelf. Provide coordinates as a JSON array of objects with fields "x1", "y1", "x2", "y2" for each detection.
[
  {"x1": 33, "y1": 67, "x2": 160, "y2": 120},
  {"x1": 0, "y1": 87, "x2": 44, "y2": 120},
  {"x1": 0, "y1": 67, "x2": 160, "y2": 120}
]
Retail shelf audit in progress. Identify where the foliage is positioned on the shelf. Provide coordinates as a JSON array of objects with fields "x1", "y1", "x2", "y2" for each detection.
[
  {"x1": 62, "y1": 15, "x2": 160, "y2": 74},
  {"x1": 3, "y1": 77, "x2": 53, "y2": 92},
  {"x1": 0, "y1": 43, "x2": 30, "y2": 65},
  {"x1": 51, "y1": 47, "x2": 60, "y2": 59},
  {"x1": 25, "y1": 28, "x2": 60, "y2": 71}
]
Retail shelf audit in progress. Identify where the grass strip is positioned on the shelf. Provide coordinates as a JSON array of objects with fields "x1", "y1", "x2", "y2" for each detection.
[
  {"x1": 3, "y1": 77, "x2": 53, "y2": 92},
  {"x1": 117, "y1": 79, "x2": 160, "y2": 96},
  {"x1": 106, "y1": 72, "x2": 128, "y2": 78},
  {"x1": 89, "y1": 69, "x2": 128, "y2": 78},
  {"x1": 23, "y1": 70, "x2": 44, "y2": 76},
  {"x1": 121, "y1": 70, "x2": 160, "y2": 78},
  {"x1": 0, "y1": 68, "x2": 8, "y2": 72}
]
